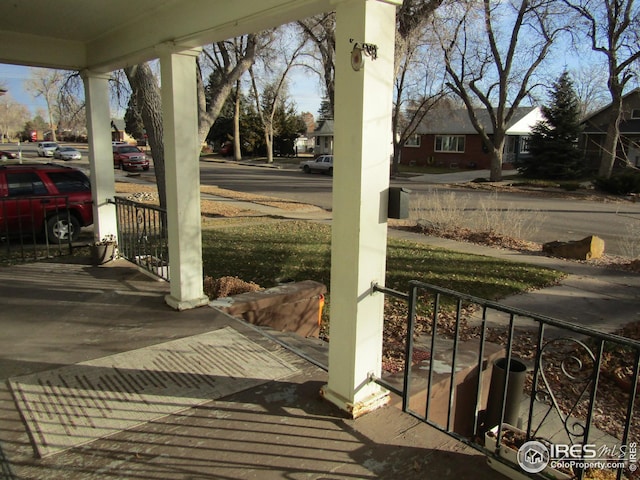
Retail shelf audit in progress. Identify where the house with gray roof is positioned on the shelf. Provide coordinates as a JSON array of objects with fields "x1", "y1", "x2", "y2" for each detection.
[
  {"x1": 580, "y1": 88, "x2": 640, "y2": 169},
  {"x1": 400, "y1": 106, "x2": 543, "y2": 170},
  {"x1": 311, "y1": 119, "x2": 334, "y2": 155}
]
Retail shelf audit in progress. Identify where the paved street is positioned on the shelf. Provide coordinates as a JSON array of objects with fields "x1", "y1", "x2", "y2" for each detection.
[{"x1": 3, "y1": 142, "x2": 640, "y2": 256}]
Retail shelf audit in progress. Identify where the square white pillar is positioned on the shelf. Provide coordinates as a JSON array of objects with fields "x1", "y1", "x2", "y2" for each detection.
[
  {"x1": 160, "y1": 49, "x2": 209, "y2": 310},
  {"x1": 321, "y1": 0, "x2": 399, "y2": 417},
  {"x1": 82, "y1": 71, "x2": 117, "y2": 243}
]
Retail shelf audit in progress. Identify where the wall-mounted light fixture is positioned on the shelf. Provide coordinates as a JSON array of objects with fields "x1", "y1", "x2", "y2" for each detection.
[{"x1": 349, "y1": 39, "x2": 378, "y2": 71}]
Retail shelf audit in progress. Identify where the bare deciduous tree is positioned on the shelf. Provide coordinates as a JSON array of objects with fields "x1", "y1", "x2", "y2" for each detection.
[
  {"x1": 0, "y1": 94, "x2": 29, "y2": 142},
  {"x1": 249, "y1": 28, "x2": 305, "y2": 163},
  {"x1": 436, "y1": 0, "x2": 566, "y2": 181},
  {"x1": 564, "y1": 0, "x2": 640, "y2": 177},
  {"x1": 125, "y1": 35, "x2": 259, "y2": 209},
  {"x1": 297, "y1": 13, "x2": 336, "y2": 117},
  {"x1": 25, "y1": 68, "x2": 68, "y2": 142},
  {"x1": 392, "y1": 21, "x2": 447, "y2": 175}
]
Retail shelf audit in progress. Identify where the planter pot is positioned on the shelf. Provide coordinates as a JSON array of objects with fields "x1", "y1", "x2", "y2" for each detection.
[
  {"x1": 91, "y1": 243, "x2": 116, "y2": 266},
  {"x1": 485, "y1": 424, "x2": 571, "y2": 480}
]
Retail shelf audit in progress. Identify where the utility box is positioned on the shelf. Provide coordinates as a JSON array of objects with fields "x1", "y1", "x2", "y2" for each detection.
[{"x1": 388, "y1": 187, "x2": 411, "y2": 219}]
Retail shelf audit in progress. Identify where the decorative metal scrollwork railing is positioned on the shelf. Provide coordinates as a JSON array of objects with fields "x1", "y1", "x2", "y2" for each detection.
[
  {"x1": 111, "y1": 197, "x2": 169, "y2": 281},
  {"x1": 372, "y1": 281, "x2": 640, "y2": 480}
]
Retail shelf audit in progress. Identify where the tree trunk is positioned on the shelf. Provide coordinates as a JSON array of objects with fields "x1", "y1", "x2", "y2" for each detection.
[
  {"x1": 124, "y1": 64, "x2": 166, "y2": 211},
  {"x1": 265, "y1": 125, "x2": 274, "y2": 164},
  {"x1": 391, "y1": 141, "x2": 401, "y2": 177},
  {"x1": 598, "y1": 94, "x2": 623, "y2": 178},
  {"x1": 233, "y1": 79, "x2": 242, "y2": 161},
  {"x1": 490, "y1": 133, "x2": 506, "y2": 182}
]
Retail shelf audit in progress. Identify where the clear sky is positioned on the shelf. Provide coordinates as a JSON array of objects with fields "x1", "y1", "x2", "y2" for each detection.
[
  {"x1": 0, "y1": 64, "x2": 47, "y2": 114},
  {"x1": 0, "y1": 62, "x2": 324, "y2": 120}
]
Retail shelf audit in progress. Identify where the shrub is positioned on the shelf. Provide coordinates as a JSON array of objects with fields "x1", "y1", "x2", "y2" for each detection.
[{"x1": 594, "y1": 171, "x2": 640, "y2": 195}]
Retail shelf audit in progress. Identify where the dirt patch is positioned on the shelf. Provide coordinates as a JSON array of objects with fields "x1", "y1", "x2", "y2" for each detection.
[{"x1": 199, "y1": 185, "x2": 321, "y2": 212}]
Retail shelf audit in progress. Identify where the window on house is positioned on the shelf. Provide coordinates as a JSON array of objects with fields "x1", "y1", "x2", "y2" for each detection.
[
  {"x1": 520, "y1": 136, "x2": 531, "y2": 153},
  {"x1": 404, "y1": 134, "x2": 421, "y2": 147},
  {"x1": 435, "y1": 135, "x2": 465, "y2": 152},
  {"x1": 631, "y1": 109, "x2": 640, "y2": 119}
]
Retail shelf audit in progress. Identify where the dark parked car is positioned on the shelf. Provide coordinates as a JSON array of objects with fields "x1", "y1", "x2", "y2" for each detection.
[
  {"x1": 0, "y1": 150, "x2": 18, "y2": 160},
  {"x1": 0, "y1": 164, "x2": 93, "y2": 242},
  {"x1": 112, "y1": 144, "x2": 149, "y2": 171}
]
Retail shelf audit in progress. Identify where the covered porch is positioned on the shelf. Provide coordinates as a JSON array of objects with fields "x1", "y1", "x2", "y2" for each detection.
[
  {"x1": 0, "y1": 0, "x2": 401, "y2": 416},
  {"x1": 0, "y1": 259, "x2": 498, "y2": 479}
]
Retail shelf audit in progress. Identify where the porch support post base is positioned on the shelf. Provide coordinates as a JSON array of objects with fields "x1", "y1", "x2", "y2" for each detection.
[
  {"x1": 320, "y1": 383, "x2": 390, "y2": 419},
  {"x1": 165, "y1": 294, "x2": 210, "y2": 311}
]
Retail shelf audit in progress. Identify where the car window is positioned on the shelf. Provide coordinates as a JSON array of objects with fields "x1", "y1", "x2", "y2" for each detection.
[
  {"x1": 47, "y1": 171, "x2": 91, "y2": 193},
  {"x1": 7, "y1": 172, "x2": 47, "y2": 196}
]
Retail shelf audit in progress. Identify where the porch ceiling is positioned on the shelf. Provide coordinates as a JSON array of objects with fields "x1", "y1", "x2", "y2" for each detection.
[{"x1": 0, "y1": 0, "x2": 332, "y2": 72}]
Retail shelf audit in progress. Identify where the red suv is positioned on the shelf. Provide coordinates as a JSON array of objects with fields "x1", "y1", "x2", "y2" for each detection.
[{"x1": 0, "y1": 164, "x2": 93, "y2": 242}]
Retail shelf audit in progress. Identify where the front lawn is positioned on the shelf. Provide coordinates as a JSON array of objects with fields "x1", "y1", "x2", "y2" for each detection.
[{"x1": 201, "y1": 220, "x2": 563, "y2": 301}]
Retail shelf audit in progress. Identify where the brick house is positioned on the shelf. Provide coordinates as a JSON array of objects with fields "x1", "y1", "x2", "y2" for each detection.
[
  {"x1": 400, "y1": 107, "x2": 543, "y2": 169},
  {"x1": 581, "y1": 88, "x2": 640, "y2": 169}
]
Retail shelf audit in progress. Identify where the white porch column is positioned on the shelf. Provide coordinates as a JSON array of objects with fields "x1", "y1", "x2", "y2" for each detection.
[
  {"x1": 160, "y1": 48, "x2": 209, "y2": 311},
  {"x1": 321, "y1": 0, "x2": 399, "y2": 417},
  {"x1": 82, "y1": 71, "x2": 117, "y2": 243}
]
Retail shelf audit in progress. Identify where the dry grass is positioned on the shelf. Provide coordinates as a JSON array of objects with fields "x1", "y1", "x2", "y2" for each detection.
[
  {"x1": 410, "y1": 189, "x2": 546, "y2": 241},
  {"x1": 114, "y1": 181, "x2": 320, "y2": 218}
]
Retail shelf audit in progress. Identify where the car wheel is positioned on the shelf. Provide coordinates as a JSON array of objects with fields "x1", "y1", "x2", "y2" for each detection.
[
  {"x1": 303, "y1": 165, "x2": 311, "y2": 173},
  {"x1": 46, "y1": 214, "x2": 80, "y2": 242},
  {"x1": 119, "y1": 161, "x2": 124, "y2": 170},
  {"x1": 143, "y1": 166, "x2": 149, "y2": 171},
  {"x1": 328, "y1": 167, "x2": 333, "y2": 176}
]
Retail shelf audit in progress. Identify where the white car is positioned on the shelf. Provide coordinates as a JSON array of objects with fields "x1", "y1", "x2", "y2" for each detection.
[
  {"x1": 37, "y1": 142, "x2": 59, "y2": 157},
  {"x1": 300, "y1": 155, "x2": 334, "y2": 175}
]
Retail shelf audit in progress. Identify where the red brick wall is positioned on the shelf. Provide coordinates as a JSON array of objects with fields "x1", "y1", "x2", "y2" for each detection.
[{"x1": 401, "y1": 134, "x2": 492, "y2": 169}]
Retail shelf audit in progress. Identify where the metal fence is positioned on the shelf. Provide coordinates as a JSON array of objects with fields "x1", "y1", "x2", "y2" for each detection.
[
  {"x1": 373, "y1": 281, "x2": 640, "y2": 480},
  {"x1": 0, "y1": 196, "x2": 77, "y2": 264},
  {"x1": 111, "y1": 197, "x2": 169, "y2": 281}
]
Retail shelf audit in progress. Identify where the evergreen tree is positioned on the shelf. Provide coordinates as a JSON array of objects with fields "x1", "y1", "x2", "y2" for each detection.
[
  {"x1": 317, "y1": 98, "x2": 333, "y2": 122},
  {"x1": 517, "y1": 72, "x2": 584, "y2": 179}
]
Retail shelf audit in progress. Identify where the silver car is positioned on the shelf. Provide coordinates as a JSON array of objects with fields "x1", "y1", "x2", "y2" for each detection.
[
  {"x1": 37, "y1": 141, "x2": 59, "y2": 157},
  {"x1": 300, "y1": 155, "x2": 334, "y2": 175},
  {"x1": 53, "y1": 146, "x2": 82, "y2": 161}
]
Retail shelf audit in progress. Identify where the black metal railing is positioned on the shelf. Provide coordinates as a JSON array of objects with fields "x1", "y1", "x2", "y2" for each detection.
[
  {"x1": 111, "y1": 197, "x2": 169, "y2": 281},
  {"x1": 373, "y1": 281, "x2": 640, "y2": 480},
  {"x1": 0, "y1": 196, "x2": 78, "y2": 264}
]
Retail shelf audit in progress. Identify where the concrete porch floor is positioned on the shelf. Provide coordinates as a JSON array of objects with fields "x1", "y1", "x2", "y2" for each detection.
[{"x1": 0, "y1": 258, "x2": 504, "y2": 480}]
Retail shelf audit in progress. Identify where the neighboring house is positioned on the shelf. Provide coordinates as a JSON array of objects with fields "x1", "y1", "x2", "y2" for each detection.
[
  {"x1": 311, "y1": 119, "x2": 334, "y2": 155},
  {"x1": 295, "y1": 135, "x2": 315, "y2": 154},
  {"x1": 580, "y1": 88, "x2": 640, "y2": 169},
  {"x1": 400, "y1": 107, "x2": 543, "y2": 169},
  {"x1": 111, "y1": 118, "x2": 136, "y2": 144}
]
